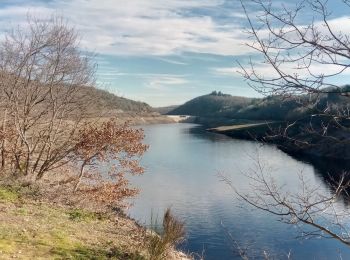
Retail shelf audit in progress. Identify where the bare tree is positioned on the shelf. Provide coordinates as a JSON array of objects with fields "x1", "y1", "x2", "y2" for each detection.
[
  {"x1": 0, "y1": 15, "x2": 149, "y2": 210},
  {"x1": 238, "y1": 0, "x2": 350, "y2": 157},
  {"x1": 222, "y1": 160, "x2": 350, "y2": 248},
  {"x1": 225, "y1": 0, "x2": 350, "y2": 256},
  {"x1": 0, "y1": 15, "x2": 96, "y2": 180},
  {"x1": 239, "y1": 0, "x2": 350, "y2": 97}
]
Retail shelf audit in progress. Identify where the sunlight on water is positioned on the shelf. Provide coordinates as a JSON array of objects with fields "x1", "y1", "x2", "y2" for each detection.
[{"x1": 128, "y1": 123, "x2": 350, "y2": 260}]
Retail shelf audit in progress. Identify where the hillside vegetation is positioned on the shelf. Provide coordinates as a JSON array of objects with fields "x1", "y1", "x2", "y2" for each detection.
[
  {"x1": 79, "y1": 87, "x2": 153, "y2": 116},
  {"x1": 182, "y1": 89, "x2": 350, "y2": 159},
  {"x1": 153, "y1": 105, "x2": 180, "y2": 115},
  {"x1": 0, "y1": 185, "x2": 189, "y2": 260},
  {"x1": 0, "y1": 196, "x2": 147, "y2": 259},
  {"x1": 168, "y1": 91, "x2": 253, "y2": 117},
  {"x1": 169, "y1": 89, "x2": 350, "y2": 160},
  {"x1": 168, "y1": 88, "x2": 350, "y2": 121}
]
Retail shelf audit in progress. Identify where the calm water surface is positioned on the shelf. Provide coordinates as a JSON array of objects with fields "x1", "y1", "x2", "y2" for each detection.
[{"x1": 128, "y1": 123, "x2": 350, "y2": 259}]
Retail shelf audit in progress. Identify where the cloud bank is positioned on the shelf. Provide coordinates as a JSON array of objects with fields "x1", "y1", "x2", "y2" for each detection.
[{"x1": 0, "y1": 0, "x2": 253, "y2": 56}]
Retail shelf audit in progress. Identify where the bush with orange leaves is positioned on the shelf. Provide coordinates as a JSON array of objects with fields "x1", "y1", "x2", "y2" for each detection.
[{"x1": 70, "y1": 119, "x2": 148, "y2": 208}]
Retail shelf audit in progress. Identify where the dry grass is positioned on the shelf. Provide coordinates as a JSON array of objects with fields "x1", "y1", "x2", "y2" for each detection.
[
  {"x1": 0, "y1": 185, "x2": 191, "y2": 260},
  {"x1": 0, "y1": 187, "x2": 147, "y2": 259},
  {"x1": 147, "y1": 208, "x2": 186, "y2": 260}
]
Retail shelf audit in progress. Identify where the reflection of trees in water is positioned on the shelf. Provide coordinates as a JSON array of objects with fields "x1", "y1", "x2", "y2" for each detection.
[
  {"x1": 189, "y1": 125, "x2": 350, "y2": 204},
  {"x1": 186, "y1": 126, "x2": 225, "y2": 142},
  {"x1": 287, "y1": 153, "x2": 350, "y2": 205},
  {"x1": 187, "y1": 126, "x2": 246, "y2": 143}
]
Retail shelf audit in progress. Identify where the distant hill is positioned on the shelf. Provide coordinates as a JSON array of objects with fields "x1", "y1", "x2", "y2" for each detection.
[
  {"x1": 233, "y1": 96, "x2": 301, "y2": 120},
  {"x1": 236, "y1": 88, "x2": 350, "y2": 121},
  {"x1": 0, "y1": 71, "x2": 153, "y2": 117},
  {"x1": 168, "y1": 91, "x2": 254, "y2": 117},
  {"x1": 167, "y1": 88, "x2": 350, "y2": 121},
  {"x1": 78, "y1": 87, "x2": 153, "y2": 115},
  {"x1": 153, "y1": 105, "x2": 180, "y2": 115},
  {"x1": 174, "y1": 88, "x2": 350, "y2": 160}
]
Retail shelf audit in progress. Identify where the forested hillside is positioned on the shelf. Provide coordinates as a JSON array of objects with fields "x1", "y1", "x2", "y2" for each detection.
[
  {"x1": 77, "y1": 86, "x2": 153, "y2": 116},
  {"x1": 168, "y1": 88, "x2": 350, "y2": 121},
  {"x1": 168, "y1": 91, "x2": 253, "y2": 117},
  {"x1": 0, "y1": 72, "x2": 153, "y2": 118},
  {"x1": 153, "y1": 105, "x2": 180, "y2": 115}
]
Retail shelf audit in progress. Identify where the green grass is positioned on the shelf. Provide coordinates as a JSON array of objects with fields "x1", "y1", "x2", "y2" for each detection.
[
  {"x1": 67, "y1": 209, "x2": 97, "y2": 221},
  {"x1": 13, "y1": 207, "x2": 29, "y2": 216},
  {"x1": 0, "y1": 233, "x2": 143, "y2": 260},
  {"x1": 67, "y1": 208, "x2": 103, "y2": 222},
  {"x1": 0, "y1": 184, "x2": 187, "y2": 259},
  {"x1": 0, "y1": 186, "x2": 19, "y2": 202},
  {"x1": 51, "y1": 245, "x2": 145, "y2": 260},
  {"x1": 0, "y1": 190, "x2": 148, "y2": 259}
]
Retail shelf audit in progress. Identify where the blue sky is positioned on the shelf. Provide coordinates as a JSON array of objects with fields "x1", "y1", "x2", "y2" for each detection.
[{"x1": 0, "y1": 0, "x2": 349, "y2": 106}]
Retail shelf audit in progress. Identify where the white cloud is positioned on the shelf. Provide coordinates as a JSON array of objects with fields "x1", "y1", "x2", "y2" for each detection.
[
  {"x1": 0, "y1": 0, "x2": 253, "y2": 56},
  {"x1": 146, "y1": 75, "x2": 189, "y2": 90},
  {"x1": 212, "y1": 67, "x2": 240, "y2": 77},
  {"x1": 0, "y1": 5, "x2": 50, "y2": 17},
  {"x1": 156, "y1": 58, "x2": 187, "y2": 65},
  {"x1": 1, "y1": 1, "x2": 349, "y2": 58},
  {"x1": 96, "y1": 69, "x2": 190, "y2": 91},
  {"x1": 213, "y1": 61, "x2": 350, "y2": 80}
]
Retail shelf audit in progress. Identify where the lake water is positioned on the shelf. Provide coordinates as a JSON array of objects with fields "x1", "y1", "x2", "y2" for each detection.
[{"x1": 128, "y1": 123, "x2": 350, "y2": 259}]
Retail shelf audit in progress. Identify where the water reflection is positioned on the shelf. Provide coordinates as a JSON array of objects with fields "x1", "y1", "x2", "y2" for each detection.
[
  {"x1": 287, "y1": 153, "x2": 350, "y2": 205},
  {"x1": 191, "y1": 124, "x2": 350, "y2": 204},
  {"x1": 186, "y1": 126, "x2": 231, "y2": 143},
  {"x1": 128, "y1": 123, "x2": 350, "y2": 259}
]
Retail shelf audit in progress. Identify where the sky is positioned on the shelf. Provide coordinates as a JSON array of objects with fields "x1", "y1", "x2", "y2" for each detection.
[{"x1": 0, "y1": 0, "x2": 349, "y2": 106}]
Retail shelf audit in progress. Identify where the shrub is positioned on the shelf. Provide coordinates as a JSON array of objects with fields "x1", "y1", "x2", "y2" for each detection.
[{"x1": 147, "y1": 208, "x2": 185, "y2": 260}]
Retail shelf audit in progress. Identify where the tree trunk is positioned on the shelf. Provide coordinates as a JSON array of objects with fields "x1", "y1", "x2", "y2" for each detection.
[{"x1": 74, "y1": 162, "x2": 87, "y2": 192}]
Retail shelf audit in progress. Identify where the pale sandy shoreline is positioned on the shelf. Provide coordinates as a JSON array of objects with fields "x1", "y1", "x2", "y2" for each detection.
[{"x1": 97, "y1": 113, "x2": 196, "y2": 126}]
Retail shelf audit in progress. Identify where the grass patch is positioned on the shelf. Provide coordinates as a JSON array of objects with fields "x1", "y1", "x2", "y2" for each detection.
[
  {"x1": 0, "y1": 239, "x2": 17, "y2": 253},
  {"x1": 67, "y1": 208, "x2": 105, "y2": 222},
  {"x1": 50, "y1": 244, "x2": 107, "y2": 259},
  {"x1": 51, "y1": 245, "x2": 145, "y2": 260},
  {"x1": 0, "y1": 182, "x2": 42, "y2": 203},
  {"x1": 0, "y1": 218, "x2": 145, "y2": 259},
  {"x1": 0, "y1": 186, "x2": 19, "y2": 202},
  {"x1": 0, "y1": 188, "x2": 149, "y2": 259},
  {"x1": 13, "y1": 207, "x2": 29, "y2": 216}
]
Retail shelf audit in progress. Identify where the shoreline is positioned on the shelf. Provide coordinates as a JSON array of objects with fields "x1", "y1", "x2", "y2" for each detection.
[
  {"x1": 90, "y1": 114, "x2": 193, "y2": 126},
  {"x1": 173, "y1": 115, "x2": 350, "y2": 160},
  {"x1": 0, "y1": 184, "x2": 191, "y2": 260}
]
